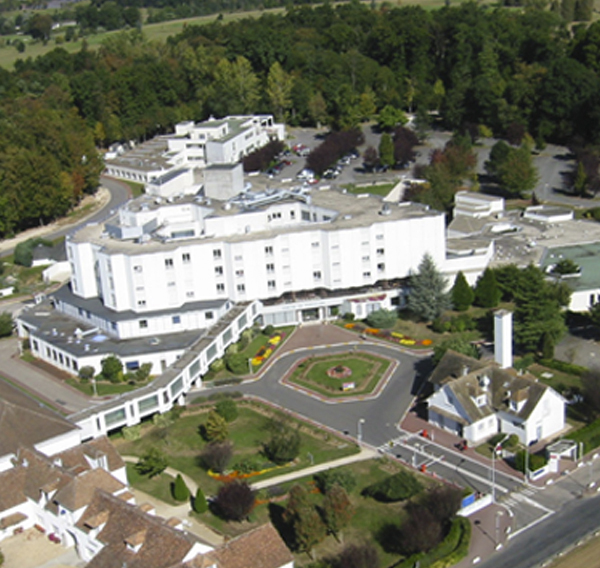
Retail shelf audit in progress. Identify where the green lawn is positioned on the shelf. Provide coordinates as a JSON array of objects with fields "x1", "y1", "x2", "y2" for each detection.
[
  {"x1": 126, "y1": 463, "x2": 180, "y2": 506},
  {"x1": 567, "y1": 417, "x2": 600, "y2": 454},
  {"x1": 65, "y1": 378, "x2": 142, "y2": 396},
  {"x1": 198, "y1": 458, "x2": 428, "y2": 565},
  {"x1": 288, "y1": 353, "x2": 392, "y2": 397},
  {"x1": 113, "y1": 403, "x2": 359, "y2": 497}
]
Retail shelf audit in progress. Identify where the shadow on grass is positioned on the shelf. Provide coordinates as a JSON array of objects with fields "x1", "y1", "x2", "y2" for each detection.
[
  {"x1": 268, "y1": 503, "x2": 296, "y2": 550},
  {"x1": 376, "y1": 522, "x2": 403, "y2": 554}
]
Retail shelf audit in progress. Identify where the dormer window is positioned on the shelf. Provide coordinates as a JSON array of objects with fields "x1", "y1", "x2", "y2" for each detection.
[{"x1": 475, "y1": 394, "x2": 487, "y2": 407}]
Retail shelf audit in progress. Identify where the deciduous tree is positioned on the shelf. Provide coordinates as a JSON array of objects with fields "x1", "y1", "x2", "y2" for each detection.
[
  {"x1": 322, "y1": 484, "x2": 354, "y2": 542},
  {"x1": 214, "y1": 480, "x2": 255, "y2": 521}
]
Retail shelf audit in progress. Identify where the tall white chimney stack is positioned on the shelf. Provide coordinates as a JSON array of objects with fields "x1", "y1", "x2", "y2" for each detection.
[{"x1": 494, "y1": 310, "x2": 512, "y2": 369}]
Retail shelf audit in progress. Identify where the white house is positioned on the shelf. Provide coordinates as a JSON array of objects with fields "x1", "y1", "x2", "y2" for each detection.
[{"x1": 426, "y1": 350, "x2": 565, "y2": 446}]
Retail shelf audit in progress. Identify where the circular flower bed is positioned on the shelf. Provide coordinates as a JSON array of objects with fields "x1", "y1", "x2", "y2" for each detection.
[{"x1": 326, "y1": 365, "x2": 353, "y2": 379}]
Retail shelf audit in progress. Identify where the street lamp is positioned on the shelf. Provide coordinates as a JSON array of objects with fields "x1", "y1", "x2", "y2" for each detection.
[
  {"x1": 248, "y1": 358, "x2": 253, "y2": 376},
  {"x1": 492, "y1": 441, "x2": 502, "y2": 503},
  {"x1": 357, "y1": 418, "x2": 365, "y2": 444},
  {"x1": 495, "y1": 511, "x2": 504, "y2": 549}
]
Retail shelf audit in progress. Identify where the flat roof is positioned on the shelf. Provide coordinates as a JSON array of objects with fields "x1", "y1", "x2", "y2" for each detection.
[
  {"x1": 540, "y1": 242, "x2": 600, "y2": 291},
  {"x1": 70, "y1": 189, "x2": 443, "y2": 256}
]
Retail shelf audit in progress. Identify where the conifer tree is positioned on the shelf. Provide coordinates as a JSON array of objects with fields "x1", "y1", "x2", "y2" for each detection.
[
  {"x1": 204, "y1": 410, "x2": 229, "y2": 442},
  {"x1": 193, "y1": 487, "x2": 208, "y2": 513},
  {"x1": 408, "y1": 253, "x2": 450, "y2": 322},
  {"x1": 322, "y1": 484, "x2": 354, "y2": 542},
  {"x1": 451, "y1": 271, "x2": 474, "y2": 311},
  {"x1": 173, "y1": 473, "x2": 190, "y2": 502},
  {"x1": 474, "y1": 268, "x2": 501, "y2": 308}
]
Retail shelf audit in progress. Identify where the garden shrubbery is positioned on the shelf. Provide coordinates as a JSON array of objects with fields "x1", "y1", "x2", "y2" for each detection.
[{"x1": 362, "y1": 470, "x2": 422, "y2": 502}]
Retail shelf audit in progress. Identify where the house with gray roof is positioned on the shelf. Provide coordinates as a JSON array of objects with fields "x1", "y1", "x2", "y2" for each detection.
[{"x1": 426, "y1": 350, "x2": 565, "y2": 446}]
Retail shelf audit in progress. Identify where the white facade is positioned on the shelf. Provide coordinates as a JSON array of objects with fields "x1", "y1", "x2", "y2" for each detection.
[
  {"x1": 453, "y1": 191, "x2": 504, "y2": 219},
  {"x1": 494, "y1": 310, "x2": 512, "y2": 369}
]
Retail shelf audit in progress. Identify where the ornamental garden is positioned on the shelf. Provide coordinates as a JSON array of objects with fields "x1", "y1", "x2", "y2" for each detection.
[{"x1": 285, "y1": 352, "x2": 395, "y2": 399}]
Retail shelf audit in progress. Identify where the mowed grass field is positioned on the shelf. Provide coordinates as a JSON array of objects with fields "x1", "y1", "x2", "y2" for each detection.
[{"x1": 0, "y1": 0, "x2": 495, "y2": 70}]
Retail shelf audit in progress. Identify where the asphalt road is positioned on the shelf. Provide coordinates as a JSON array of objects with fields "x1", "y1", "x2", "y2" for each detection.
[
  {"x1": 481, "y1": 493, "x2": 600, "y2": 568},
  {"x1": 234, "y1": 342, "x2": 425, "y2": 447}
]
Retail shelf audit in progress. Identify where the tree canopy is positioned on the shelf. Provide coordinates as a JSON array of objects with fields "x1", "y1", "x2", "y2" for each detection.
[{"x1": 408, "y1": 253, "x2": 450, "y2": 322}]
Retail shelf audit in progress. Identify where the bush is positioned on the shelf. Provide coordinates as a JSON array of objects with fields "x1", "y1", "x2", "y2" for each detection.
[
  {"x1": 263, "y1": 421, "x2": 301, "y2": 465},
  {"x1": 514, "y1": 450, "x2": 547, "y2": 473},
  {"x1": 101, "y1": 355, "x2": 123, "y2": 383},
  {"x1": 153, "y1": 412, "x2": 174, "y2": 428},
  {"x1": 362, "y1": 470, "x2": 423, "y2": 502},
  {"x1": 366, "y1": 309, "x2": 397, "y2": 329},
  {"x1": 314, "y1": 469, "x2": 357, "y2": 494},
  {"x1": 538, "y1": 359, "x2": 587, "y2": 376},
  {"x1": 226, "y1": 353, "x2": 249, "y2": 375},
  {"x1": 213, "y1": 480, "x2": 255, "y2": 521},
  {"x1": 233, "y1": 456, "x2": 264, "y2": 474},
  {"x1": 342, "y1": 312, "x2": 355, "y2": 321},
  {"x1": 173, "y1": 473, "x2": 190, "y2": 502},
  {"x1": 204, "y1": 410, "x2": 229, "y2": 442},
  {"x1": 122, "y1": 424, "x2": 142, "y2": 441},
  {"x1": 215, "y1": 399, "x2": 238, "y2": 423},
  {"x1": 263, "y1": 325, "x2": 275, "y2": 336},
  {"x1": 200, "y1": 441, "x2": 234, "y2": 473},
  {"x1": 193, "y1": 487, "x2": 208, "y2": 513},
  {"x1": 210, "y1": 359, "x2": 225, "y2": 373},
  {"x1": 14, "y1": 238, "x2": 50, "y2": 267},
  {"x1": 78, "y1": 366, "x2": 95, "y2": 381},
  {"x1": 136, "y1": 448, "x2": 168, "y2": 478},
  {"x1": 0, "y1": 313, "x2": 13, "y2": 337},
  {"x1": 135, "y1": 362, "x2": 152, "y2": 382}
]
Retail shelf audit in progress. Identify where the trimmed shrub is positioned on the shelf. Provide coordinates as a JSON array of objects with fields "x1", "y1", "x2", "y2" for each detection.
[
  {"x1": 263, "y1": 325, "x2": 275, "y2": 336},
  {"x1": 135, "y1": 448, "x2": 168, "y2": 478},
  {"x1": 538, "y1": 359, "x2": 587, "y2": 376},
  {"x1": 314, "y1": 469, "x2": 357, "y2": 494},
  {"x1": 233, "y1": 456, "x2": 264, "y2": 474},
  {"x1": 173, "y1": 473, "x2": 190, "y2": 502},
  {"x1": 204, "y1": 410, "x2": 229, "y2": 442},
  {"x1": 514, "y1": 450, "x2": 547, "y2": 474},
  {"x1": 193, "y1": 487, "x2": 208, "y2": 513},
  {"x1": 79, "y1": 366, "x2": 95, "y2": 381},
  {"x1": 215, "y1": 399, "x2": 238, "y2": 423},
  {"x1": 225, "y1": 353, "x2": 249, "y2": 375},
  {"x1": 210, "y1": 359, "x2": 225, "y2": 373},
  {"x1": 263, "y1": 422, "x2": 301, "y2": 465},
  {"x1": 362, "y1": 470, "x2": 422, "y2": 502}
]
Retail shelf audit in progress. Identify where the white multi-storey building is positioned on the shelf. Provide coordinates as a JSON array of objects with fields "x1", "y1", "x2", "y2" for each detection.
[{"x1": 104, "y1": 115, "x2": 285, "y2": 194}]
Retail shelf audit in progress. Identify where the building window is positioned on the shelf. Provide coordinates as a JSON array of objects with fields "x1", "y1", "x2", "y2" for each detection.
[
  {"x1": 268, "y1": 280, "x2": 276, "y2": 289},
  {"x1": 362, "y1": 255, "x2": 370, "y2": 262},
  {"x1": 165, "y1": 258, "x2": 174, "y2": 269},
  {"x1": 111, "y1": 322, "x2": 117, "y2": 331},
  {"x1": 186, "y1": 291, "x2": 195, "y2": 298},
  {"x1": 235, "y1": 255, "x2": 243, "y2": 262},
  {"x1": 215, "y1": 266, "x2": 223, "y2": 276},
  {"x1": 377, "y1": 263, "x2": 385, "y2": 272},
  {"x1": 137, "y1": 300, "x2": 146, "y2": 307},
  {"x1": 301, "y1": 211, "x2": 310, "y2": 221},
  {"x1": 235, "y1": 269, "x2": 244, "y2": 278},
  {"x1": 168, "y1": 281, "x2": 175, "y2": 287},
  {"x1": 266, "y1": 263, "x2": 275, "y2": 273},
  {"x1": 265, "y1": 246, "x2": 273, "y2": 255},
  {"x1": 376, "y1": 234, "x2": 384, "y2": 240},
  {"x1": 213, "y1": 249, "x2": 222, "y2": 259},
  {"x1": 32, "y1": 340, "x2": 39, "y2": 352},
  {"x1": 134, "y1": 265, "x2": 142, "y2": 273},
  {"x1": 216, "y1": 283, "x2": 225, "y2": 293},
  {"x1": 361, "y1": 241, "x2": 369, "y2": 246},
  {"x1": 237, "y1": 284, "x2": 246, "y2": 293},
  {"x1": 206, "y1": 311, "x2": 214, "y2": 320},
  {"x1": 377, "y1": 248, "x2": 384, "y2": 256},
  {"x1": 313, "y1": 271, "x2": 322, "y2": 280},
  {"x1": 172, "y1": 315, "x2": 181, "y2": 324},
  {"x1": 139, "y1": 320, "x2": 148, "y2": 329},
  {"x1": 311, "y1": 242, "x2": 319, "y2": 248},
  {"x1": 363, "y1": 271, "x2": 371, "y2": 278},
  {"x1": 182, "y1": 253, "x2": 191, "y2": 263},
  {"x1": 290, "y1": 211, "x2": 296, "y2": 219}
]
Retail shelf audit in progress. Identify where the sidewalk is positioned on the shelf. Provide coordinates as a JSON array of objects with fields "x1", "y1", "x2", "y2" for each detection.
[{"x1": 250, "y1": 445, "x2": 378, "y2": 490}]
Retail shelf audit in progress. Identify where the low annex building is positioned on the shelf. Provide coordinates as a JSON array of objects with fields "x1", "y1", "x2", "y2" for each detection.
[{"x1": 426, "y1": 350, "x2": 565, "y2": 446}]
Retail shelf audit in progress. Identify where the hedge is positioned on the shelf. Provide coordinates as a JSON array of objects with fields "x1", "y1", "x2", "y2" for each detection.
[
  {"x1": 398, "y1": 517, "x2": 471, "y2": 568},
  {"x1": 362, "y1": 470, "x2": 422, "y2": 502},
  {"x1": 538, "y1": 359, "x2": 587, "y2": 376}
]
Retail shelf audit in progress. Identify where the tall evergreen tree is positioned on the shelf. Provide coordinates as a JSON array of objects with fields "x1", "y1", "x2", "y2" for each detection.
[
  {"x1": 474, "y1": 268, "x2": 501, "y2": 308},
  {"x1": 451, "y1": 271, "x2": 474, "y2": 311},
  {"x1": 379, "y1": 133, "x2": 394, "y2": 167},
  {"x1": 193, "y1": 487, "x2": 208, "y2": 513},
  {"x1": 407, "y1": 253, "x2": 450, "y2": 322},
  {"x1": 204, "y1": 410, "x2": 229, "y2": 442},
  {"x1": 173, "y1": 474, "x2": 190, "y2": 502}
]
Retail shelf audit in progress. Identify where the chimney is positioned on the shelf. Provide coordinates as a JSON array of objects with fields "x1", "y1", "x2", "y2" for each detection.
[{"x1": 494, "y1": 310, "x2": 512, "y2": 369}]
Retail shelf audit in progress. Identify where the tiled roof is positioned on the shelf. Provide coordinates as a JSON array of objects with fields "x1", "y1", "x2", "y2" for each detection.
[
  {"x1": 0, "y1": 378, "x2": 78, "y2": 460},
  {"x1": 202, "y1": 524, "x2": 293, "y2": 568},
  {"x1": 52, "y1": 468, "x2": 125, "y2": 512},
  {"x1": 430, "y1": 351, "x2": 548, "y2": 423},
  {"x1": 77, "y1": 491, "x2": 200, "y2": 568},
  {"x1": 56, "y1": 436, "x2": 125, "y2": 474}
]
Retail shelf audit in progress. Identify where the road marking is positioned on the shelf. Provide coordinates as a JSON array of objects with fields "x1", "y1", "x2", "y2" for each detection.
[{"x1": 511, "y1": 491, "x2": 553, "y2": 513}]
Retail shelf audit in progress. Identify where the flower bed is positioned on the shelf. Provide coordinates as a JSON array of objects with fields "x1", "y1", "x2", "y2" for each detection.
[
  {"x1": 327, "y1": 365, "x2": 353, "y2": 379},
  {"x1": 344, "y1": 323, "x2": 432, "y2": 347},
  {"x1": 251, "y1": 332, "x2": 285, "y2": 366},
  {"x1": 208, "y1": 463, "x2": 286, "y2": 483}
]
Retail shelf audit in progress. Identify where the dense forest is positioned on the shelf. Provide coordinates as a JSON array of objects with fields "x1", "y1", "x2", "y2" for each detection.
[{"x1": 3, "y1": 0, "x2": 600, "y2": 235}]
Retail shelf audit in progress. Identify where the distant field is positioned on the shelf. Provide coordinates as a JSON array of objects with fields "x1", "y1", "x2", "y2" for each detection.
[{"x1": 0, "y1": 0, "x2": 494, "y2": 70}]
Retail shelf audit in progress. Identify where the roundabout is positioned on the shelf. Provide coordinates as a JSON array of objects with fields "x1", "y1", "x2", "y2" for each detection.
[{"x1": 281, "y1": 350, "x2": 397, "y2": 402}]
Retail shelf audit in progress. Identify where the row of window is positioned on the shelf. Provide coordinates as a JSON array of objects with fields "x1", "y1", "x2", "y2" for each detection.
[
  {"x1": 138, "y1": 311, "x2": 214, "y2": 329},
  {"x1": 39, "y1": 343, "x2": 79, "y2": 371}
]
